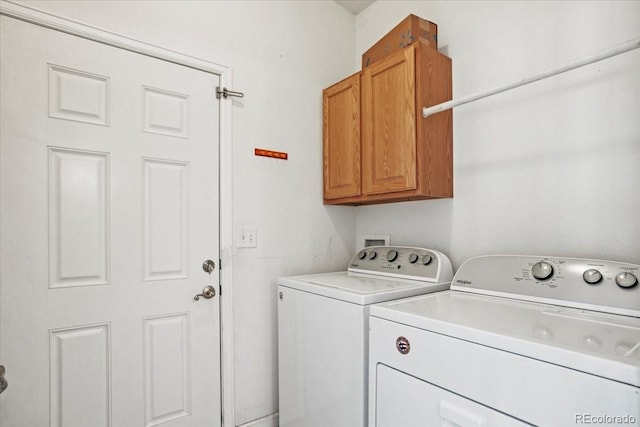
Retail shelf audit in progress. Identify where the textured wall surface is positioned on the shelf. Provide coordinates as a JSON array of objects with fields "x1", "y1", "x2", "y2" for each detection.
[{"x1": 355, "y1": 1, "x2": 640, "y2": 268}]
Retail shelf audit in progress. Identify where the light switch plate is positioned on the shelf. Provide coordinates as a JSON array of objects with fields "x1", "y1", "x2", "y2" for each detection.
[{"x1": 238, "y1": 226, "x2": 257, "y2": 248}]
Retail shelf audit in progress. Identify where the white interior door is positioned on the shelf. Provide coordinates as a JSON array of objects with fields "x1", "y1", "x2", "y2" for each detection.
[{"x1": 0, "y1": 16, "x2": 221, "y2": 427}]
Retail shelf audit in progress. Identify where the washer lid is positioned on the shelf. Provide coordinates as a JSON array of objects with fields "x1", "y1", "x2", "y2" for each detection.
[
  {"x1": 370, "y1": 291, "x2": 640, "y2": 386},
  {"x1": 278, "y1": 271, "x2": 449, "y2": 305}
]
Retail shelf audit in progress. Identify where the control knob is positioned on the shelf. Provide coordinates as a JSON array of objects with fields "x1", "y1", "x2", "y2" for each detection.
[
  {"x1": 422, "y1": 255, "x2": 432, "y2": 265},
  {"x1": 357, "y1": 250, "x2": 367, "y2": 260},
  {"x1": 408, "y1": 253, "x2": 419, "y2": 264},
  {"x1": 583, "y1": 269, "x2": 603, "y2": 285},
  {"x1": 532, "y1": 261, "x2": 554, "y2": 280},
  {"x1": 386, "y1": 250, "x2": 398, "y2": 262},
  {"x1": 615, "y1": 272, "x2": 638, "y2": 289},
  {"x1": 368, "y1": 251, "x2": 377, "y2": 260}
]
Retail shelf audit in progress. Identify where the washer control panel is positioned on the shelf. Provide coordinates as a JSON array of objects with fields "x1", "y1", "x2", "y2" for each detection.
[
  {"x1": 348, "y1": 246, "x2": 453, "y2": 283},
  {"x1": 452, "y1": 255, "x2": 640, "y2": 317}
]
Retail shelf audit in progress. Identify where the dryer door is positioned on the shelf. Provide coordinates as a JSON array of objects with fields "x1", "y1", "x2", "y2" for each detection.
[{"x1": 375, "y1": 364, "x2": 526, "y2": 426}]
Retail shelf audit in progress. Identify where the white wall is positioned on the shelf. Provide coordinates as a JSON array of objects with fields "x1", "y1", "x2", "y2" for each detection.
[
  {"x1": 10, "y1": 0, "x2": 639, "y2": 424},
  {"x1": 17, "y1": 1, "x2": 358, "y2": 425},
  {"x1": 355, "y1": 1, "x2": 640, "y2": 269}
]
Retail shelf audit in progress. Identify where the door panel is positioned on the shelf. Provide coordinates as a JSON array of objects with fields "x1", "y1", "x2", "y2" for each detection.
[{"x1": 0, "y1": 16, "x2": 221, "y2": 427}]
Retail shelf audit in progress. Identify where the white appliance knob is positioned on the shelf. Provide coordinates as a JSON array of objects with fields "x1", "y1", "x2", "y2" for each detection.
[
  {"x1": 532, "y1": 261, "x2": 554, "y2": 280},
  {"x1": 358, "y1": 250, "x2": 367, "y2": 260},
  {"x1": 368, "y1": 251, "x2": 377, "y2": 260},
  {"x1": 408, "y1": 253, "x2": 419, "y2": 264},
  {"x1": 532, "y1": 326, "x2": 553, "y2": 340},
  {"x1": 422, "y1": 255, "x2": 432, "y2": 265},
  {"x1": 615, "y1": 342, "x2": 633, "y2": 356},
  {"x1": 584, "y1": 335, "x2": 602, "y2": 348},
  {"x1": 386, "y1": 250, "x2": 398, "y2": 262},
  {"x1": 615, "y1": 272, "x2": 638, "y2": 289},
  {"x1": 583, "y1": 269, "x2": 603, "y2": 285}
]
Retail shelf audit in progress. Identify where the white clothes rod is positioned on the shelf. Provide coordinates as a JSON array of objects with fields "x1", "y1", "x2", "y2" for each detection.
[{"x1": 422, "y1": 36, "x2": 640, "y2": 118}]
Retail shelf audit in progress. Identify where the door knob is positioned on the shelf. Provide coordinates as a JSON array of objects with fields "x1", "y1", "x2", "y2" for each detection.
[
  {"x1": 0, "y1": 365, "x2": 7, "y2": 394},
  {"x1": 193, "y1": 285, "x2": 216, "y2": 301},
  {"x1": 202, "y1": 259, "x2": 216, "y2": 274}
]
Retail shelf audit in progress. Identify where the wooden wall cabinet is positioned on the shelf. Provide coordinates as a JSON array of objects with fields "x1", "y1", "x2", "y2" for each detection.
[{"x1": 323, "y1": 41, "x2": 452, "y2": 205}]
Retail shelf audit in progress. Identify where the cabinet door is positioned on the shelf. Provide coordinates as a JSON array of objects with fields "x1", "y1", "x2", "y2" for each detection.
[
  {"x1": 362, "y1": 45, "x2": 416, "y2": 195},
  {"x1": 323, "y1": 73, "x2": 361, "y2": 200}
]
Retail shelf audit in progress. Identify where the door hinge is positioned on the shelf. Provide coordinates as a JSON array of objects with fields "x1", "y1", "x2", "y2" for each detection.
[
  {"x1": 216, "y1": 86, "x2": 244, "y2": 100},
  {"x1": 0, "y1": 365, "x2": 7, "y2": 394}
]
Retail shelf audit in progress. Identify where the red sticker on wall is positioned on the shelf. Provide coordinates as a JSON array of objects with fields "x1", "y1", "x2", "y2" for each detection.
[{"x1": 254, "y1": 148, "x2": 288, "y2": 160}]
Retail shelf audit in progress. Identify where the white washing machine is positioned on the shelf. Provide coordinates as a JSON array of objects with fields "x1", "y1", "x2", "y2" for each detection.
[
  {"x1": 369, "y1": 255, "x2": 640, "y2": 426},
  {"x1": 277, "y1": 246, "x2": 453, "y2": 427}
]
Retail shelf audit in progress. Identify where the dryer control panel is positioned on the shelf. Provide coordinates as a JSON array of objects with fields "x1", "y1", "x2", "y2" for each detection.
[
  {"x1": 451, "y1": 255, "x2": 640, "y2": 317},
  {"x1": 348, "y1": 246, "x2": 453, "y2": 284}
]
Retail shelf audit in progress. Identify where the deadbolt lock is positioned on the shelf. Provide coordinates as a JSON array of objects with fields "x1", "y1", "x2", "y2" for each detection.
[{"x1": 202, "y1": 259, "x2": 216, "y2": 274}]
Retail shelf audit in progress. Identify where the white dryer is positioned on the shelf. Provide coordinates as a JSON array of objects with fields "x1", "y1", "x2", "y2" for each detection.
[
  {"x1": 277, "y1": 246, "x2": 453, "y2": 427},
  {"x1": 369, "y1": 255, "x2": 640, "y2": 426}
]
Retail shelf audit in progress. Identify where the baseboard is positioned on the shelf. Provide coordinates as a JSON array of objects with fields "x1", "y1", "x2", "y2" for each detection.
[{"x1": 237, "y1": 412, "x2": 279, "y2": 427}]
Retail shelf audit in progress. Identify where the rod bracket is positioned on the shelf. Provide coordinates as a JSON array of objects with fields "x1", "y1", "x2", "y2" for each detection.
[{"x1": 216, "y1": 87, "x2": 244, "y2": 99}]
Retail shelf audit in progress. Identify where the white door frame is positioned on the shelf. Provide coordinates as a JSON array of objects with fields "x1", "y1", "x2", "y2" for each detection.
[{"x1": 0, "y1": 1, "x2": 237, "y2": 425}]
